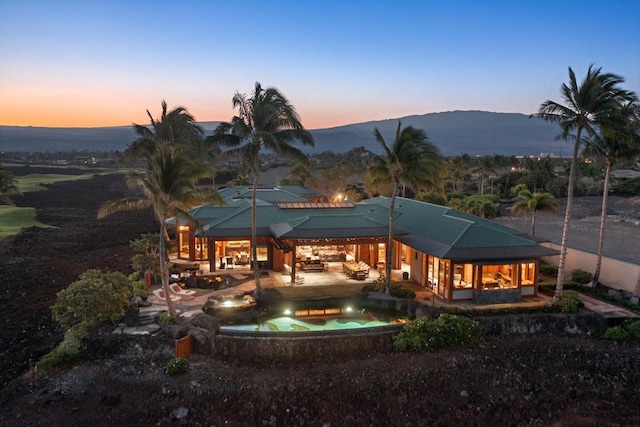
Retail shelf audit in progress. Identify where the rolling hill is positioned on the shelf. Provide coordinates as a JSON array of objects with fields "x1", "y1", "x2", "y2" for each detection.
[{"x1": 0, "y1": 111, "x2": 564, "y2": 157}]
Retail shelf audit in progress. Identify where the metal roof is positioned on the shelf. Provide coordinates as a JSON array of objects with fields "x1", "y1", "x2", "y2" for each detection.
[{"x1": 185, "y1": 186, "x2": 556, "y2": 260}]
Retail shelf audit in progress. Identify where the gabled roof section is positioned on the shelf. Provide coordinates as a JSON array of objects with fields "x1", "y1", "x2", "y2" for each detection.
[
  {"x1": 269, "y1": 214, "x2": 390, "y2": 239},
  {"x1": 217, "y1": 185, "x2": 324, "y2": 204},
  {"x1": 364, "y1": 196, "x2": 555, "y2": 260}
]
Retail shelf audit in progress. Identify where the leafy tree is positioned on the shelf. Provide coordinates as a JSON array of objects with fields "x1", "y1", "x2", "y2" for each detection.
[
  {"x1": 129, "y1": 233, "x2": 171, "y2": 284},
  {"x1": 366, "y1": 122, "x2": 445, "y2": 293},
  {"x1": 52, "y1": 269, "x2": 132, "y2": 330},
  {"x1": 583, "y1": 101, "x2": 640, "y2": 286},
  {"x1": 534, "y1": 64, "x2": 635, "y2": 300},
  {"x1": 209, "y1": 82, "x2": 314, "y2": 294},
  {"x1": 512, "y1": 190, "x2": 557, "y2": 236},
  {"x1": 0, "y1": 165, "x2": 21, "y2": 205}
]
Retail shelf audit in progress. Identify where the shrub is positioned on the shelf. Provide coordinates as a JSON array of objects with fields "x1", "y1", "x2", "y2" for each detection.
[
  {"x1": 390, "y1": 287, "x2": 416, "y2": 299},
  {"x1": 570, "y1": 269, "x2": 592, "y2": 285},
  {"x1": 554, "y1": 290, "x2": 583, "y2": 313},
  {"x1": 166, "y1": 356, "x2": 188, "y2": 376},
  {"x1": 539, "y1": 263, "x2": 558, "y2": 277},
  {"x1": 159, "y1": 311, "x2": 174, "y2": 325},
  {"x1": 52, "y1": 269, "x2": 132, "y2": 330},
  {"x1": 36, "y1": 323, "x2": 89, "y2": 372},
  {"x1": 605, "y1": 319, "x2": 640, "y2": 340},
  {"x1": 625, "y1": 319, "x2": 640, "y2": 339},
  {"x1": 604, "y1": 325, "x2": 630, "y2": 340},
  {"x1": 393, "y1": 314, "x2": 483, "y2": 352}
]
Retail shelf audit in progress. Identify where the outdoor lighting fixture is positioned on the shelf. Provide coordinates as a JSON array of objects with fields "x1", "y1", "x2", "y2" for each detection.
[
  {"x1": 283, "y1": 309, "x2": 292, "y2": 316},
  {"x1": 345, "y1": 306, "x2": 353, "y2": 313}
]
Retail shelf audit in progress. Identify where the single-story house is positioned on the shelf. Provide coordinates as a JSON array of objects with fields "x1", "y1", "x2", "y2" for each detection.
[{"x1": 173, "y1": 186, "x2": 557, "y2": 304}]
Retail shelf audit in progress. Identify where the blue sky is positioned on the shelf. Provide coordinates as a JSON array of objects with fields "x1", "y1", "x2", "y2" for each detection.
[{"x1": 1, "y1": 0, "x2": 639, "y2": 129}]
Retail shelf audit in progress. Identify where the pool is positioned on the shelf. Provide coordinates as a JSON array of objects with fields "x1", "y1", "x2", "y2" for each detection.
[{"x1": 220, "y1": 308, "x2": 409, "y2": 332}]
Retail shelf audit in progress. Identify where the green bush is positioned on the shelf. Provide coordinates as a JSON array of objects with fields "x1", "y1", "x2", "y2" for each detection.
[
  {"x1": 604, "y1": 325, "x2": 630, "y2": 340},
  {"x1": 36, "y1": 323, "x2": 89, "y2": 372},
  {"x1": 390, "y1": 287, "x2": 416, "y2": 299},
  {"x1": 625, "y1": 319, "x2": 640, "y2": 339},
  {"x1": 554, "y1": 290, "x2": 583, "y2": 313},
  {"x1": 539, "y1": 263, "x2": 558, "y2": 277},
  {"x1": 605, "y1": 319, "x2": 640, "y2": 340},
  {"x1": 159, "y1": 311, "x2": 174, "y2": 325},
  {"x1": 570, "y1": 269, "x2": 592, "y2": 285},
  {"x1": 393, "y1": 314, "x2": 483, "y2": 352},
  {"x1": 52, "y1": 269, "x2": 132, "y2": 330},
  {"x1": 166, "y1": 356, "x2": 188, "y2": 376}
]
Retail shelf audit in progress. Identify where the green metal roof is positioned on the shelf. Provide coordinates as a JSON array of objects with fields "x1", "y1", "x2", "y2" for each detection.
[{"x1": 186, "y1": 186, "x2": 555, "y2": 261}]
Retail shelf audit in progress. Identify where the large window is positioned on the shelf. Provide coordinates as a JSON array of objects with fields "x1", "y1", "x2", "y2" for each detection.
[
  {"x1": 194, "y1": 237, "x2": 208, "y2": 261},
  {"x1": 480, "y1": 264, "x2": 517, "y2": 290},
  {"x1": 452, "y1": 263, "x2": 473, "y2": 289},
  {"x1": 521, "y1": 262, "x2": 535, "y2": 285},
  {"x1": 177, "y1": 225, "x2": 190, "y2": 259}
]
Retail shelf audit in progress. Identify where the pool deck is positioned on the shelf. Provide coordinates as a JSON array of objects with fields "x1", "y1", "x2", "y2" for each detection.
[{"x1": 119, "y1": 268, "x2": 637, "y2": 335}]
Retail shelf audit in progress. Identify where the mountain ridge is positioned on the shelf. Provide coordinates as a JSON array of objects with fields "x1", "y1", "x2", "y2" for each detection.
[{"x1": 0, "y1": 110, "x2": 564, "y2": 156}]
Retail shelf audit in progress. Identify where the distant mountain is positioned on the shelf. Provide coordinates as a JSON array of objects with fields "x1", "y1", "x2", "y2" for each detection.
[{"x1": 0, "y1": 111, "x2": 564, "y2": 156}]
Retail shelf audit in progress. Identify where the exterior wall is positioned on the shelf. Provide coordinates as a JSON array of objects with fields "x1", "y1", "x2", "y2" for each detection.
[
  {"x1": 272, "y1": 248, "x2": 285, "y2": 272},
  {"x1": 541, "y1": 242, "x2": 640, "y2": 292}
]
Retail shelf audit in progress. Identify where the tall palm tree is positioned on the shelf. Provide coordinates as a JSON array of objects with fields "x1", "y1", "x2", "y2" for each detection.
[
  {"x1": 209, "y1": 82, "x2": 314, "y2": 294},
  {"x1": 512, "y1": 190, "x2": 557, "y2": 236},
  {"x1": 474, "y1": 155, "x2": 495, "y2": 195},
  {"x1": 123, "y1": 100, "x2": 204, "y2": 160},
  {"x1": 0, "y1": 165, "x2": 21, "y2": 206},
  {"x1": 98, "y1": 143, "x2": 222, "y2": 321},
  {"x1": 534, "y1": 64, "x2": 634, "y2": 300},
  {"x1": 583, "y1": 101, "x2": 640, "y2": 287},
  {"x1": 366, "y1": 122, "x2": 445, "y2": 294},
  {"x1": 448, "y1": 155, "x2": 468, "y2": 193}
]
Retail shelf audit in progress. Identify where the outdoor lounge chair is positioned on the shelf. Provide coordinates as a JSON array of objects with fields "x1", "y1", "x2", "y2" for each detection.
[
  {"x1": 152, "y1": 288, "x2": 182, "y2": 305},
  {"x1": 169, "y1": 283, "x2": 196, "y2": 300}
]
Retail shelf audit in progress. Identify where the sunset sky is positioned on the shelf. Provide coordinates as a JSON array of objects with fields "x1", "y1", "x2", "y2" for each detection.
[{"x1": 1, "y1": 0, "x2": 639, "y2": 130}]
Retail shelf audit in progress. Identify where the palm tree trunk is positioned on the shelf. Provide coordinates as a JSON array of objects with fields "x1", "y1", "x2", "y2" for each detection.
[
  {"x1": 555, "y1": 128, "x2": 582, "y2": 300},
  {"x1": 385, "y1": 184, "x2": 398, "y2": 294},
  {"x1": 631, "y1": 269, "x2": 640, "y2": 305},
  {"x1": 531, "y1": 211, "x2": 536, "y2": 236},
  {"x1": 251, "y1": 174, "x2": 261, "y2": 295},
  {"x1": 159, "y1": 219, "x2": 178, "y2": 320},
  {"x1": 591, "y1": 159, "x2": 611, "y2": 287}
]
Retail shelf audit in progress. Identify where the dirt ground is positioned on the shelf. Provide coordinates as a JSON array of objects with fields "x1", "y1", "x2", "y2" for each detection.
[{"x1": 1, "y1": 168, "x2": 639, "y2": 426}]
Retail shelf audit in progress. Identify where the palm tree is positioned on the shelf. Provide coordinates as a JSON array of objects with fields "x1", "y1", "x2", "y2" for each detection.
[
  {"x1": 534, "y1": 64, "x2": 635, "y2": 300},
  {"x1": 123, "y1": 100, "x2": 204, "y2": 160},
  {"x1": 232, "y1": 174, "x2": 251, "y2": 187},
  {"x1": 448, "y1": 155, "x2": 468, "y2": 193},
  {"x1": 583, "y1": 101, "x2": 640, "y2": 287},
  {"x1": 512, "y1": 190, "x2": 557, "y2": 236},
  {"x1": 98, "y1": 143, "x2": 222, "y2": 321},
  {"x1": 473, "y1": 155, "x2": 495, "y2": 195},
  {"x1": 0, "y1": 165, "x2": 21, "y2": 206},
  {"x1": 209, "y1": 82, "x2": 314, "y2": 295},
  {"x1": 366, "y1": 122, "x2": 445, "y2": 293}
]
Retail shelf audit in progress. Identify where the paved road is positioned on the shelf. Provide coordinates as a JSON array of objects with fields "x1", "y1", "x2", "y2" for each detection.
[{"x1": 494, "y1": 197, "x2": 640, "y2": 265}]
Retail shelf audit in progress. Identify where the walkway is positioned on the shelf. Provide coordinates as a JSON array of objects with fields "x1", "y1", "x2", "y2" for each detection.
[{"x1": 578, "y1": 293, "x2": 639, "y2": 319}]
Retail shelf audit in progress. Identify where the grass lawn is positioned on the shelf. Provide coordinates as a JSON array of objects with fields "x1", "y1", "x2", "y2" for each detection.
[
  {"x1": 16, "y1": 173, "x2": 99, "y2": 193},
  {"x1": 0, "y1": 206, "x2": 54, "y2": 240}
]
